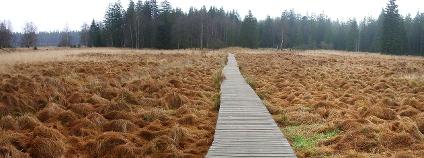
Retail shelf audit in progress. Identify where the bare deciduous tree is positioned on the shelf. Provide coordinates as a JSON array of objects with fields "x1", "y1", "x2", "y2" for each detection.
[
  {"x1": 59, "y1": 23, "x2": 72, "y2": 47},
  {"x1": 80, "y1": 22, "x2": 90, "y2": 46},
  {"x1": 0, "y1": 20, "x2": 13, "y2": 48},
  {"x1": 21, "y1": 21, "x2": 38, "y2": 48}
]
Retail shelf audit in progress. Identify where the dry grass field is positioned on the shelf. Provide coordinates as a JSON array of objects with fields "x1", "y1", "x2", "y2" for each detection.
[
  {"x1": 236, "y1": 49, "x2": 424, "y2": 157},
  {"x1": 0, "y1": 48, "x2": 226, "y2": 157},
  {"x1": 3, "y1": 47, "x2": 424, "y2": 157}
]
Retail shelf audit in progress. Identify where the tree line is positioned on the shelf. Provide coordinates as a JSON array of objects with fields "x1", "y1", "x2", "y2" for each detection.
[
  {"x1": 0, "y1": 21, "x2": 80, "y2": 48},
  {"x1": 1, "y1": 0, "x2": 423, "y2": 56}
]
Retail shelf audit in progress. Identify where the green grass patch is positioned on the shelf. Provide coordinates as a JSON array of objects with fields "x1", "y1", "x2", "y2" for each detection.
[{"x1": 282, "y1": 124, "x2": 341, "y2": 149}]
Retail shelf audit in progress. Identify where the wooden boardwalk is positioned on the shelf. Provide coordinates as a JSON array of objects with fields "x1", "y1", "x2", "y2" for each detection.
[{"x1": 206, "y1": 54, "x2": 296, "y2": 157}]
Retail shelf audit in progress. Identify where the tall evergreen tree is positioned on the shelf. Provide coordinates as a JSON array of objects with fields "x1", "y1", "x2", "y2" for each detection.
[
  {"x1": 333, "y1": 21, "x2": 347, "y2": 50},
  {"x1": 316, "y1": 13, "x2": 328, "y2": 46},
  {"x1": 135, "y1": 0, "x2": 144, "y2": 49},
  {"x1": 346, "y1": 19, "x2": 359, "y2": 51},
  {"x1": 240, "y1": 10, "x2": 259, "y2": 49},
  {"x1": 359, "y1": 17, "x2": 380, "y2": 52},
  {"x1": 369, "y1": 10, "x2": 385, "y2": 52},
  {"x1": 259, "y1": 16, "x2": 273, "y2": 48},
  {"x1": 410, "y1": 13, "x2": 423, "y2": 55},
  {"x1": 155, "y1": 0, "x2": 173, "y2": 49},
  {"x1": 422, "y1": 24, "x2": 424, "y2": 55},
  {"x1": 104, "y1": 1, "x2": 124, "y2": 47},
  {"x1": 123, "y1": 0, "x2": 137, "y2": 48},
  {"x1": 400, "y1": 17, "x2": 411, "y2": 54},
  {"x1": 89, "y1": 20, "x2": 103, "y2": 47},
  {"x1": 224, "y1": 10, "x2": 241, "y2": 47},
  {"x1": 381, "y1": 0, "x2": 405, "y2": 55},
  {"x1": 171, "y1": 8, "x2": 188, "y2": 49}
]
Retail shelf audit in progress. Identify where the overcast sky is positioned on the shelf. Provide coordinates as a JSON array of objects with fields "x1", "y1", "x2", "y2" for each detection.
[{"x1": 0, "y1": 0, "x2": 422, "y2": 32}]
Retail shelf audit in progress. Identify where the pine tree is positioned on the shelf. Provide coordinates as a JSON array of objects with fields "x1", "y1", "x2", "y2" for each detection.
[{"x1": 240, "y1": 10, "x2": 259, "y2": 49}]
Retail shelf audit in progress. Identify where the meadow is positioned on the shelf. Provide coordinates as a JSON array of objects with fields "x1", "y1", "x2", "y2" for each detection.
[
  {"x1": 0, "y1": 48, "x2": 226, "y2": 157},
  {"x1": 236, "y1": 49, "x2": 424, "y2": 157}
]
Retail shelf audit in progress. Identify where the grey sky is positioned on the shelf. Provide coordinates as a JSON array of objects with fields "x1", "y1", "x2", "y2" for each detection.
[{"x1": 0, "y1": 0, "x2": 422, "y2": 32}]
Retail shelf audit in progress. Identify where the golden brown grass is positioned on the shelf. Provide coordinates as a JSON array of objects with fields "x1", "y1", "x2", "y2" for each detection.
[
  {"x1": 236, "y1": 49, "x2": 424, "y2": 157},
  {"x1": 0, "y1": 48, "x2": 226, "y2": 157}
]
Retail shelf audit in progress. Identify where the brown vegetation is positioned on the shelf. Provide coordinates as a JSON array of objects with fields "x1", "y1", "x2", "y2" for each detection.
[
  {"x1": 0, "y1": 48, "x2": 226, "y2": 157},
  {"x1": 236, "y1": 50, "x2": 424, "y2": 157}
]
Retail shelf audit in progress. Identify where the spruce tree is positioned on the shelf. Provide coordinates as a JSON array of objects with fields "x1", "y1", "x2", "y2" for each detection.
[
  {"x1": 155, "y1": 0, "x2": 173, "y2": 49},
  {"x1": 346, "y1": 19, "x2": 358, "y2": 51},
  {"x1": 89, "y1": 20, "x2": 103, "y2": 47},
  {"x1": 104, "y1": 1, "x2": 124, "y2": 47},
  {"x1": 240, "y1": 10, "x2": 259, "y2": 49},
  {"x1": 259, "y1": 16, "x2": 273, "y2": 48},
  {"x1": 381, "y1": 0, "x2": 405, "y2": 55},
  {"x1": 124, "y1": 0, "x2": 136, "y2": 48}
]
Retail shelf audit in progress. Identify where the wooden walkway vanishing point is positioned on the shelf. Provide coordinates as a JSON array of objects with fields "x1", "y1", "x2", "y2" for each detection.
[{"x1": 206, "y1": 54, "x2": 296, "y2": 157}]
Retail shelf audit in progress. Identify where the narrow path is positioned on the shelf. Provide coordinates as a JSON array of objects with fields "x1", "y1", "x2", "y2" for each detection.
[{"x1": 206, "y1": 54, "x2": 296, "y2": 157}]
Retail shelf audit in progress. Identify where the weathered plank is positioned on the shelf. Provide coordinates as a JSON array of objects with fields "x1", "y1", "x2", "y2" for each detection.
[{"x1": 206, "y1": 54, "x2": 296, "y2": 157}]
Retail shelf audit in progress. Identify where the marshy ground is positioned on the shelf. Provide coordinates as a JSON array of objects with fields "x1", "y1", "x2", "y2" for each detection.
[
  {"x1": 236, "y1": 49, "x2": 424, "y2": 157},
  {"x1": 0, "y1": 48, "x2": 226, "y2": 157},
  {"x1": 1, "y1": 47, "x2": 424, "y2": 157}
]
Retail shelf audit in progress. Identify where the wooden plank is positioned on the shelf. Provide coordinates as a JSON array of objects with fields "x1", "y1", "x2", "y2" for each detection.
[{"x1": 206, "y1": 54, "x2": 296, "y2": 157}]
